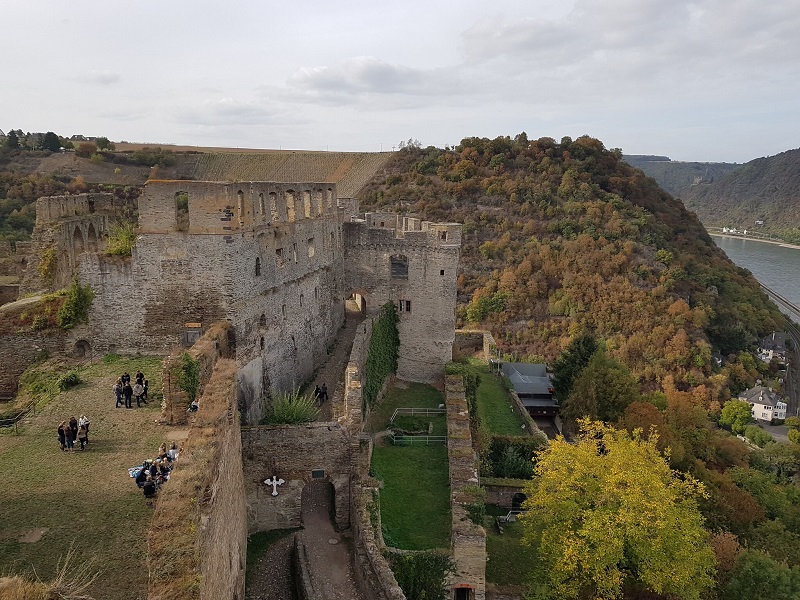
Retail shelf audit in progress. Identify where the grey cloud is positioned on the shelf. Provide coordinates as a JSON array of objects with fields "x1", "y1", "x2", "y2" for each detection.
[
  {"x1": 286, "y1": 57, "x2": 464, "y2": 103},
  {"x1": 174, "y1": 98, "x2": 279, "y2": 127},
  {"x1": 73, "y1": 70, "x2": 121, "y2": 85}
]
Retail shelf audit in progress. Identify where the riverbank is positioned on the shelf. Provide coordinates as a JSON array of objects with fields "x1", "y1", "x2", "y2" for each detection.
[{"x1": 709, "y1": 232, "x2": 800, "y2": 251}]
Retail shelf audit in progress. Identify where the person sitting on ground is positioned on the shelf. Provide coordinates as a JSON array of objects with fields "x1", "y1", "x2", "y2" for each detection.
[
  {"x1": 188, "y1": 398, "x2": 199, "y2": 412},
  {"x1": 167, "y1": 442, "x2": 179, "y2": 462},
  {"x1": 143, "y1": 475, "x2": 157, "y2": 498},
  {"x1": 159, "y1": 460, "x2": 172, "y2": 479},
  {"x1": 135, "y1": 466, "x2": 149, "y2": 487}
]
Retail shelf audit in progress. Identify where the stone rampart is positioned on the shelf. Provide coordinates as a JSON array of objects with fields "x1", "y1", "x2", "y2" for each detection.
[
  {"x1": 147, "y1": 357, "x2": 247, "y2": 600},
  {"x1": 0, "y1": 330, "x2": 66, "y2": 397},
  {"x1": 339, "y1": 318, "x2": 373, "y2": 438},
  {"x1": 445, "y1": 375, "x2": 486, "y2": 600}
]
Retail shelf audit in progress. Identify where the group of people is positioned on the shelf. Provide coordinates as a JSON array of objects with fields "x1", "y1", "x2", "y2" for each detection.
[
  {"x1": 313, "y1": 383, "x2": 329, "y2": 406},
  {"x1": 113, "y1": 370, "x2": 149, "y2": 408},
  {"x1": 56, "y1": 415, "x2": 90, "y2": 451},
  {"x1": 129, "y1": 441, "x2": 181, "y2": 499}
]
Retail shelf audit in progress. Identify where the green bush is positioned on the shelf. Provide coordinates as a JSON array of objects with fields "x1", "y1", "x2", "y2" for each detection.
[
  {"x1": 390, "y1": 415, "x2": 430, "y2": 433},
  {"x1": 261, "y1": 389, "x2": 319, "y2": 424},
  {"x1": 57, "y1": 277, "x2": 94, "y2": 329},
  {"x1": 483, "y1": 435, "x2": 545, "y2": 479},
  {"x1": 364, "y1": 303, "x2": 400, "y2": 408},
  {"x1": 446, "y1": 361, "x2": 481, "y2": 419},
  {"x1": 388, "y1": 550, "x2": 455, "y2": 600},
  {"x1": 745, "y1": 425, "x2": 774, "y2": 448},
  {"x1": 105, "y1": 221, "x2": 137, "y2": 257},
  {"x1": 57, "y1": 370, "x2": 82, "y2": 391},
  {"x1": 102, "y1": 354, "x2": 121, "y2": 364},
  {"x1": 177, "y1": 352, "x2": 200, "y2": 402}
]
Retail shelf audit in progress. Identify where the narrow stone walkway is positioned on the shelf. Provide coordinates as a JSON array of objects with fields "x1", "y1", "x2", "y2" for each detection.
[
  {"x1": 312, "y1": 303, "x2": 365, "y2": 421},
  {"x1": 245, "y1": 534, "x2": 297, "y2": 600},
  {"x1": 300, "y1": 481, "x2": 365, "y2": 600}
]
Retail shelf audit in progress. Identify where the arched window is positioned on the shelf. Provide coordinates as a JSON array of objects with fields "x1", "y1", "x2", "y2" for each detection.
[
  {"x1": 258, "y1": 193, "x2": 265, "y2": 217},
  {"x1": 303, "y1": 191, "x2": 312, "y2": 218},
  {"x1": 73, "y1": 226, "x2": 85, "y2": 254},
  {"x1": 255, "y1": 257, "x2": 261, "y2": 276},
  {"x1": 286, "y1": 191, "x2": 296, "y2": 222},
  {"x1": 269, "y1": 192, "x2": 278, "y2": 222},
  {"x1": 237, "y1": 190, "x2": 245, "y2": 224}
]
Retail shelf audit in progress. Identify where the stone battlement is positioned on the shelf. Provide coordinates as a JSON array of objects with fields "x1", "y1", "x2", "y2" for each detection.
[
  {"x1": 34, "y1": 193, "x2": 133, "y2": 227},
  {"x1": 139, "y1": 180, "x2": 338, "y2": 234}
]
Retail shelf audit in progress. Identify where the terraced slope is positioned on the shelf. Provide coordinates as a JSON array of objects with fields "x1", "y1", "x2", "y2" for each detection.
[{"x1": 191, "y1": 151, "x2": 391, "y2": 198}]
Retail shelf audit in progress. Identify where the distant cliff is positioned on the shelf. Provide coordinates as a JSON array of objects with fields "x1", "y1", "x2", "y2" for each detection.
[{"x1": 623, "y1": 155, "x2": 738, "y2": 197}]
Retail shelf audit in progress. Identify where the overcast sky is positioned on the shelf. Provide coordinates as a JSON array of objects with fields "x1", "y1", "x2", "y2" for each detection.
[{"x1": 3, "y1": 0, "x2": 799, "y2": 163}]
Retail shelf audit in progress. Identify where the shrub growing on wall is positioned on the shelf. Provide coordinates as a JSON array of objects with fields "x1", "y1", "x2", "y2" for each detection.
[
  {"x1": 364, "y1": 302, "x2": 400, "y2": 408},
  {"x1": 260, "y1": 389, "x2": 319, "y2": 425},
  {"x1": 177, "y1": 352, "x2": 200, "y2": 402},
  {"x1": 105, "y1": 221, "x2": 137, "y2": 256},
  {"x1": 388, "y1": 550, "x2": 455, "y2": 600},
  {"x1": 57, "y1": 277, "x2": 94, "y2": 329},
  {"x1": 446, "y1": 361, "x2": 481, "y2": 419}
]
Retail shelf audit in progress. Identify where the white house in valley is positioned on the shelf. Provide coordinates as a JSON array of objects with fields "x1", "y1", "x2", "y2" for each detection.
[{"x1": 739, "y1": 386, "x2": 787, "y2": 421}]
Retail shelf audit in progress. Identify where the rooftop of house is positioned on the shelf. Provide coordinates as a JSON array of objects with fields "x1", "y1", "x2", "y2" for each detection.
[
  {"x1": 738, "y1": 385, "x2": 784, "y2": 406},
  {"x1": 760, "y1": 332, "x2": 786, "y2": 353},
  {"x1": 501, "y1": 362, "x2": 553, "y2": 398}
]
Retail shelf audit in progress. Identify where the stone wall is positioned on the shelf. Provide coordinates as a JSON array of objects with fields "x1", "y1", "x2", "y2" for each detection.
[
  {"x1": 445, "y1": 375, "x2": 486, "y2": 600},
  {"x1": 483, "y1": 481, "x2": 526, "y2": 509},
  {"x1": 339, "y1": 318, "x2": 373, "y2": 438},
  {"x1": 343, "y1": 218, "x2": 461, "y2": 383},
  {"x1": 0, "y1": 330, "x2": 66, "y2": 396},
  {"x1": 453, "y1": 330, "x2": 485, "y2": 360},
  {"x1": 241, "y1": 422, "x2": 352, "y2": 533},
  {"x1": 147, "y1": 357, "x2": 247, "y2": 600}
]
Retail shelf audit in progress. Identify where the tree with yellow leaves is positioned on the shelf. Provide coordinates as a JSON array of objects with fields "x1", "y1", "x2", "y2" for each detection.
[{"x1": 521, "y1": 420, "x2": 716, "y2": 599}]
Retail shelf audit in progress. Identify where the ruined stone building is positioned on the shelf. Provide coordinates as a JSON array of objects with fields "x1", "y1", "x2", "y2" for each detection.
[{"x1": 14, "y1": 181, "x2": 461, "y2": 422}]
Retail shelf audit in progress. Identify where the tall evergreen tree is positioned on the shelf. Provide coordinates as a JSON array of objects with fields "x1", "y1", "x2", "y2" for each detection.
[{"x1": 551, "y1": 331, "x2": 598, "y2": 402}]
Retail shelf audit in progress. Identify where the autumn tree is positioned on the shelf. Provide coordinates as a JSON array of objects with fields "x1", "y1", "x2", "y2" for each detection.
[
  {"x1": 720, "y1": 400, "x2": 753, "y2": 434},
  {"x1": 521, "y1": 420, "x2": 716, "y2": 600},
  {"x1": 95, "y1": 136, "x2": 115, "y2": 151},
  {"x1": 39, "y1": 131, "x2": 61, "y2": 152}
]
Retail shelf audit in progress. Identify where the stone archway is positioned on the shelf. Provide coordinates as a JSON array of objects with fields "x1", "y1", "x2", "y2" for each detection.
[
  {"x1": 86, "y1": 223, "x2": 98, "y2": 252},
  {"x1": 73, "y1": 226, "x2": 85, "y2": 255}
]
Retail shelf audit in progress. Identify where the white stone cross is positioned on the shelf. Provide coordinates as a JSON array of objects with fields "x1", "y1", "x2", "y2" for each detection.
[{"x1": 264, "y1": 476, "x2": 285, "y2": 496}]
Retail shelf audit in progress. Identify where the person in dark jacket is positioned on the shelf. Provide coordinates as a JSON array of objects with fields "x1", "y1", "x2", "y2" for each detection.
[
  {"x1": 57, "y1": 422, "x2": 66, "y2": 451},
  {"x1": 123, "y1": 382, "x2": 133, "y2": 408},
  {"x1": 143, "y1": 475, "x2": 157, "y2": 498}
]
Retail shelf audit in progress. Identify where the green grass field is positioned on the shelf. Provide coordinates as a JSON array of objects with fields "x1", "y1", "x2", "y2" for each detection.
[
  {"x1": 0, "y1": 355, "x2": 172, "y2": 600},
  {"x1": 368, "y1": 381, "x2": 450, "y2": 550},
  {"x1": 471, "y1": 362, "x2": 527, "y2": 435},
  {"x1": 485, "y1": 505, "x2": 539, "y2": 587},
  {"x1": 371, "y1": 444, "x2": 450, "y2": 550}
]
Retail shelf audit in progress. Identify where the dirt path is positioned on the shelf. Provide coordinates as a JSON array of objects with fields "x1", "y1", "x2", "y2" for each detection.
[
  {"x1": 311, "y1": 305, "x2": 364, "y2": 421},
  {"x1": 299, "y1": 481, "x2": 364, "y2": 600}
]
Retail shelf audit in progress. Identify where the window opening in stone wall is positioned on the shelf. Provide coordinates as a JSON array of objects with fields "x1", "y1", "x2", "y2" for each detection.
[
  {"x1": 330, "y1": 232, "x2": 335, "y2": 248},
  {"x1": 303, "y1": 191, "x2": 311, "y2": 218},
  {"x1": 380, "y1": 221, "x2": 385, "y2": 227},
  {"x1": 87, "y1": 223, "x2": 98, "y2": 252},
  {"x1": 440, "y1": 269, "x2": 445, "y2": 276},
  {"x1": 276, "y1": 247, "x2": 284, "y2": 268},
  {"x1": 307, "y1": 237, "x2": 315, "y2": 258},
  {"x1": 440, "y1": 230, "x2": 447, "y2": 241},
  {"x1": 326, "y1": 188, "x2": 333, "y2": 207},
  {"x1": 312, "y1": 469, "x2": 325, "y2": 479},
  {"x1": 300, "y1": 294, "x2": 304, "y2": 307},
  {"x1": 255, "y1": 257, "x2": 261, "y2": 276},
  {"x1": 314, "y1": 287, "x2": 318, "y2": 299},
  {"x1": 293, "y1": 242, "x2": 297, "y2": 263},
  {"x1": 260, "y1": 337, "x2": 265, "y2": 350},
  {"x1": 315, "y1": 190, "x2": 324, "y2": 216},
  {"x1": 286, "y1": 190, "x2": 296, "y2": 222},
  {"x1": 258, "y1": 193, "x2": 265, "y2": 217},
  {"x1": 175, "y1": 191, "x2": 189, "y2": 231},
  {"x1": 282, "y1": 304, "x2": 286, "y2": 318},
  {"x1": 398, "y1": 299, "x2": 412, "y2": 313},
  {"x1": 259, "y1": 314, "x2": 266, "y2": 326},
  {"x1": 237, "y1": 190, "x2": 245, "y2": 224},
  {"x1": 269, "y1": 192, "x2": 279, "y2": 222},
  {"x1": 390, "y1": 254, "x2": 408, "y2": 279},
  {"x1": 73, "y1": 226, "x2": 85, "y2": 254}
]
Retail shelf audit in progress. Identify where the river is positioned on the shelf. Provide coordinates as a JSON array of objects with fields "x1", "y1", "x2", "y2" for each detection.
[{"x1": 711, "y1": 234, "x2": 800, "y2": 324}]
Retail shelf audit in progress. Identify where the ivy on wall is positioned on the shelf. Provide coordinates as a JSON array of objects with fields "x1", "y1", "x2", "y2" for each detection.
[
  {"x1": 363, "y1": 302, "x2": 400, "y2": 408},
  {"x1": 57, "y1": 277, "x2": 94, "y2": 329}
]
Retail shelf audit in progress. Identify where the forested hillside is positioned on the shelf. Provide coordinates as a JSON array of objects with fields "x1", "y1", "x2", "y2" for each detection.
[
  {"x1": 681, "y1": 148, "x2": 800, "y2": 243},
  {"x1": 623, "y1": 154, "x2": 738, "y2": 197},
  {"x1": 357, "y1": 135, "x2": 785, "y2": 395}
]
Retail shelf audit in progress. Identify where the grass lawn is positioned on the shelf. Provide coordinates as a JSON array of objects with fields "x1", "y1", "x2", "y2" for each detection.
[
  {"x1": 485, "y1": 505, "x2": 539, "y2": 587},
  {"x1": 471, "y1": 362, "x2": 526, "y2": 435},
  {"x1": 0, "y1": 355, "x2": 174, "y2": 600},
  {"x1": 371, "y1": 444, "x2": 450, "y2": 550},
  {"x1": 366, "y1": 380, "x2": 445, "y2": 434}
]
